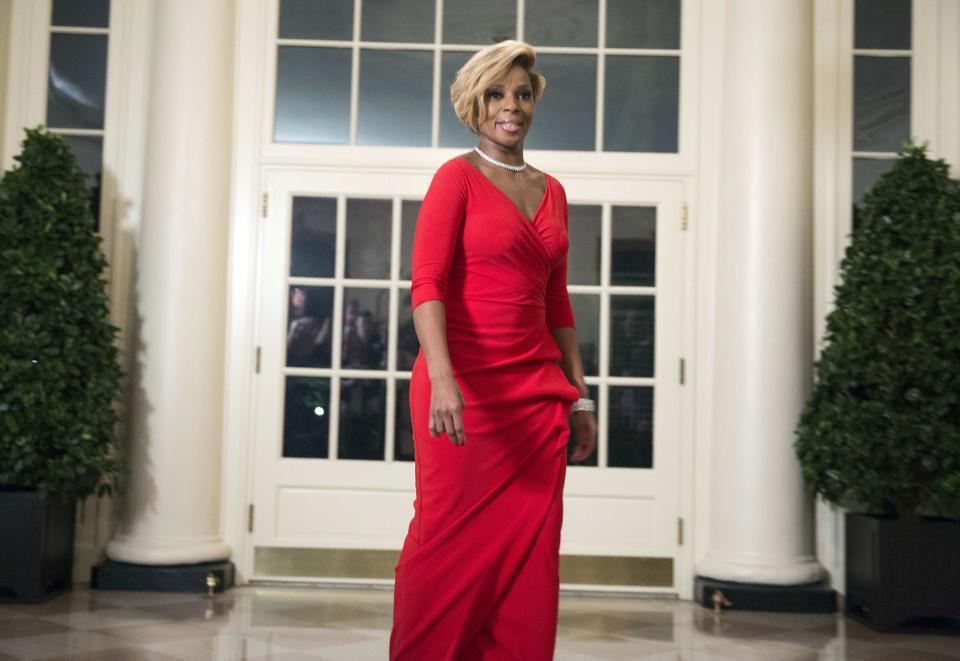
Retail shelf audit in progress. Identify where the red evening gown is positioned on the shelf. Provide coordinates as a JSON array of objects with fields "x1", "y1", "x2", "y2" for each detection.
[{"x1": 390, "y1": 157, "x2": 580, "y2": 660}]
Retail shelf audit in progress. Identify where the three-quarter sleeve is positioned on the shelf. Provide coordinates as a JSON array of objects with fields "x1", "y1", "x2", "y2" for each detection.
[
  {"x1": 545, "y1": 185, "x2": 576, "y2": 330},
  {"x1": 410, "y1": 162, "x2": 468, "y2": 310}
]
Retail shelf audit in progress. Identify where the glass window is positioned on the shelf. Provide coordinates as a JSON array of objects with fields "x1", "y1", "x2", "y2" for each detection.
[
  {"x1": 287, "y1": 286, "x2": 334, "y2": 368},
  {"x1": 60, "y1": 135, "x2": 103, "y2": 223},
  {"x1": 290, "y1": 197, "x2": 337, "y2": 278},
  {"x1": 525, "y1": 0, "x2": 598, "y2": 47},
  {"x1": 345, "y1": 199, "x2": 392, "y2": 279},
  {"x1": 272, "y1": 0, "x2": 684, "y2": 153},
  {"x1": 608, "y1": 386, "x2": 653, "y2": 468},
  {"x1": 853, "y1": 56, "x2": 910, "y2": 153},
  {"x1": 275, "y1": 47, "x2": 351, "y2": 144},
  {"x1": 854, "y1": 0, "x2": 911, "y2": 50},
  {"x1": 610, "y1": 296, "x2": 655, "y2": 378},
  {"x1": 606, "y1": 0, "x2": 681, "y2": 49},
  {"x1": 279, "y1": 0, "x2": 353, "y2": 40},
  {"x1": 361, "y1": 0, "x2": 435, "y2": 43},
  {"x1": 567, "y1": 205, "x2": 602, "y2": 285},
  {"x1": 443, "y1": 0, "x2": 516, "y2": 44},
  {"x1": 570, "y1": 294, "x2": 599, "y2": 376},
  {"x1": 357, "y1": 49, "x2": 433, "y2": 146},
  {"x1": 283, "y1": 377, "x2": 331, "y2": 458},
  {"x1": 47, "y1": 34, "x2": 109, "y2": 130},
  {"x1": 526, "y1": 54, "x2": 596, "y2": 151},
  {"x1": 339, "y1": 379, "x2": 386, "y2": 459},
  {"x1": 611, "y1": 206, "x2": 656, "y2": 286},
  {"x1": 52, "y1": 0, "x2": 110, "y2": 28},
  {"x1": 342, "y1": 288, "x2": 388, "y2": 370},
  {"x1": 852, "y1": 157, "x2": 897, "y2": 230},
  {"x1": 440, "y1": 51, "x2": 478, "y2": 148},
  {"x1": 605, "y1": 56, "x2": 680, "y2": 153}
]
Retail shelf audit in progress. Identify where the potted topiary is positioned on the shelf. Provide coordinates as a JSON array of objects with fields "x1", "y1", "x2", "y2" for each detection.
[
  {"x1": 795, "y1": 143, "x2": 960, "y2": 633},
  {"x1": 0, "y1": 127, "x2": 124, "y2": 602}
]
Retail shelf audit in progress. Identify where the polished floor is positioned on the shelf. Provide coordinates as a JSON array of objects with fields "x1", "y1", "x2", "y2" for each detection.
[{"x1": 0, "y1": 585, "x2": 957, "y2": 660}]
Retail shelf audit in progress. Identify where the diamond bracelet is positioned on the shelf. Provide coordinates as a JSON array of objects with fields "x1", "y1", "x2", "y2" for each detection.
[{"x1": 570, "y1": 398, "x2": 595, "y2": 413}]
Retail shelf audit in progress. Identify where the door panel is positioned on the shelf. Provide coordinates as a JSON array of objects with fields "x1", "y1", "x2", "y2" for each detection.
[{"x1": 251, "y1": 168, "x2": 685, "y2": 587}]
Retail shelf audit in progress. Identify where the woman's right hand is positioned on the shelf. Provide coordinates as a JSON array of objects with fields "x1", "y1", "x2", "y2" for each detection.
[{"x1": 428, "y1": 373, "x2": 467, "y2": 445}]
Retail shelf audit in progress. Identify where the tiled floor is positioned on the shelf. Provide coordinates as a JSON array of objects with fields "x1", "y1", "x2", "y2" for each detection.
[{"x1": 0, "y1": 585, "x2": 957, "y2": 660}]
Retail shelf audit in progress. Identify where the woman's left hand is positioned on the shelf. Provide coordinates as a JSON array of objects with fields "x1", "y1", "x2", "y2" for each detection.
[{"x1": 569, "y1": 410, "x2": 597, "y2": 462}]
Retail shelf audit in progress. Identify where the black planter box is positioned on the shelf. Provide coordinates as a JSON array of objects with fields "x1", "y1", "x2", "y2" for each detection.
[
  {"x1": 846, "y1": 512, "x2": 960, "y2": 633},
  {"x1": 0, "y1": 489, "x2": 77, "y2": 603}
]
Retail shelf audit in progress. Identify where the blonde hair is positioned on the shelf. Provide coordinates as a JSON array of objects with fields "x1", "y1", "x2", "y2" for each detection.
[{"x1": 450, "y1": 40, "x2": 546, "y2": 135}]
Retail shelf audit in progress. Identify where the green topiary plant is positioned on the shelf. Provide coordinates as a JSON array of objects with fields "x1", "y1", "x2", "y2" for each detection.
[
  {"x1": 0, "y1": 126, "x2": 124, "y2": 502},
  {"x1": 795, "y1": 142, "x2": 960, "y2": 521}
]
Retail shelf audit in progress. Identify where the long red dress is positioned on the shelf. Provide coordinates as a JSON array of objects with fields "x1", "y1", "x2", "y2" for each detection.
[{"x1": 390, "y1": 157, "x2": 580, "y2": 660}]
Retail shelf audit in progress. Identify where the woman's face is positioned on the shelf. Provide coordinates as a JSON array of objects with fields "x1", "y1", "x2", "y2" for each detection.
[{"x1": 477, "y1": 64, "x2": 535, "y2": 150}]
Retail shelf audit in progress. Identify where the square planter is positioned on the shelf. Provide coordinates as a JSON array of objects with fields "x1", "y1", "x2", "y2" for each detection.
[
  {"x1": 846, "y1": 512, "x2": 960, "y2": 633},
  {"x1": 0, "y1": 489, "x2": 77, "y2": 603}
]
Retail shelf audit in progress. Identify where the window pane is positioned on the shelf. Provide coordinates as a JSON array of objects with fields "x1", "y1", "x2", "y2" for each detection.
[
  {"x1": 567, "y1": 204, "x2": 601, "y2": 285},
  {"x1": 52, "y1": 0, "x2": 110, "y2": 28},
  {"x1": 611, "y1": 206, "x2": 656, "y2": 286},
  {"x1": 395, "y1": 379, "x2": 415, "y2": 461},
  {"x1": 346, "y1": 199, "x2": 391, "y2": 279},
  {"x1": 283, "y1": 377, "x2": 331, "y2": 458},
  {"x1": 397, "y1": 289, "x2": 419, "y2": 371},
  {"x1": 339, "y1": 378, "x2": 386, "y2": 460},
  {"x1": 440, "y1": 51, "x2": 477, "y2": 148},
  {"x1": 609, "y1": 386, "x2": 653, "y2": 468},
  {"x1": 855, "y1": 0, "x2": 911, "y2": 50},
  {"x1": 342, "y1": 288, "x2": 388, "y2": 370},
  {"x1": 606, "y1": 0, "x2": 680, "y2": 49},
  {"x1": 567, "y1": 384, "x2": 599, "y2": 466},
  {"x1": 604, "y1": 56, "x2": 679, "y2": 153},
  {"x1": 853, "y1": 157, "x2": 897, "y2": 231},
  {"x1": 570, "y1": 294, "x2": 599, "y2": 377},
  {"x1": 400, "y1": 200, "x2": 420, "y2": 280},
  {"x1": 287, "y1": 286, "x2": 334, "y2": 368},
  {"x1": 610, "y1": 296, "x2": 654, "y2": 377},
  {"x1": 526, "y1": 54, "x2": 596, "y2": 151},
  {"x1": 275, "y1": 47, "x2": 351, "y2": 144},
  {"x1": 60, "y1": 134, "x2": 103, "y2": 225},
  {"x1": 279, "y1": 0, "x2": 353, "y2": 40},
  {"x1": 853, "y1": 157, "x2": 897, "y2": 208},
  {"x1": 525, "y1": 0, "x2": 598, "y2": 47},
  {"x1": 47, "y1": 34, "x2": 108, "y2": 130},
  {"x1": 358, "y1": 50, "x2": 433, "y2": 146},
  {"x1": 443, "y1": 0, "x2": 516, "y2": 44},
  {"x1": 361, "y1": 0, "x2": 434, "y2": 43},
  {"x1": 291, "y1": 197, "x2": 337, "y2": 278},
  {"x1": 853, "y1": 56, "x2": 910, "y2": 152}
]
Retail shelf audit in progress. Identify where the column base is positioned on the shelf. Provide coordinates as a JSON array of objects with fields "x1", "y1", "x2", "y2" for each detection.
[
  {"x1": 695, "y1": 576, "x2": 836, "y2": 613},
  {"x1": 91, "y1": 559, "x2": 235, "y2": 594}
]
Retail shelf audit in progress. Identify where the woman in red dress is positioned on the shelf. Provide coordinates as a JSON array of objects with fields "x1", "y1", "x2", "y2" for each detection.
[{"x1": 391, "y1": 40, "x2": 598, "y2": 660}]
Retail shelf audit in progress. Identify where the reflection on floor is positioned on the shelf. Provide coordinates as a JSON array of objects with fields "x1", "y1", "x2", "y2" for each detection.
[{"x1": 0, "y1": 585, "x2": 957, "y2": 660}]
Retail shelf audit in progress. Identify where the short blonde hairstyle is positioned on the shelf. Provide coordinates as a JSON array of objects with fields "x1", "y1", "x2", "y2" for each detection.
[{"x1": 450, "y1": 40, "x2": 546, "y2": 135}]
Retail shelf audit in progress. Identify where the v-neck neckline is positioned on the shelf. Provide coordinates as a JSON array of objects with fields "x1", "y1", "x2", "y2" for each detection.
[{"x1": 457, "y1": 157, "x2": 550, "y2": 225}]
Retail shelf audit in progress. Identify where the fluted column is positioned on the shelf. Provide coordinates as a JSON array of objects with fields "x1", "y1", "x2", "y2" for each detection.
[
  {"x1": 106, "y1": 0, "x2": 233, "y2": 565},
  {"x1": 696, "y1": 0, "x2": 824, "y2": 586}
]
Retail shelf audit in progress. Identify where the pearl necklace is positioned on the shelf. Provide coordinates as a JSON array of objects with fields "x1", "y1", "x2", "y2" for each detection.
[{"x1": 474, "y1": 146, "x2": 527, "y2": 172}]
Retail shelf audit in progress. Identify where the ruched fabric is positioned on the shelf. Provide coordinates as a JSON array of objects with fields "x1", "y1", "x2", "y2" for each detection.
[{"x1": 391, "y1": 157, "x2": 579, "y2": 660}]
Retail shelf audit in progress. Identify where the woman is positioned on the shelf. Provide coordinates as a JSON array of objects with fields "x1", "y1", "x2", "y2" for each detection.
[{"x1": 391, "y1": 40, "x2": 597, "y2": 660}]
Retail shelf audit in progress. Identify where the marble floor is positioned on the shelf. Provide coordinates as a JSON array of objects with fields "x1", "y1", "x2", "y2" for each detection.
[{"x1": 0, "y1": 585, "x2": 957, "y2": 660}]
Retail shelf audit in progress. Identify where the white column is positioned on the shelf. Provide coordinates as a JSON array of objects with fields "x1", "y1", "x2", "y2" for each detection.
[
  {"x1": 106, "y1": 0, "x2": 233, "y2": 565},
  {"x1": 696, "y1": 0, "x2": 824, "y2": 586}
]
